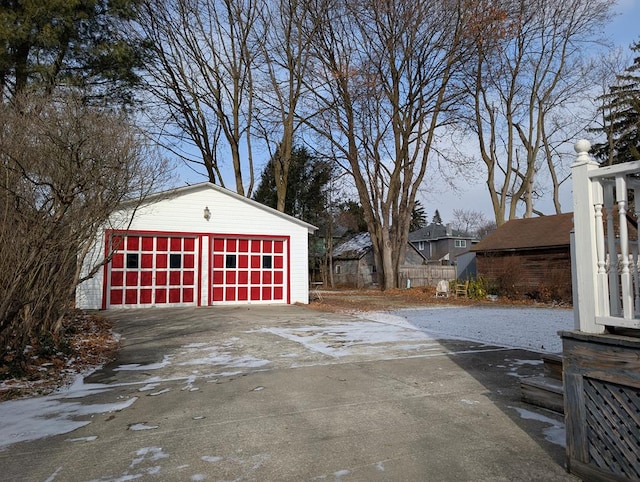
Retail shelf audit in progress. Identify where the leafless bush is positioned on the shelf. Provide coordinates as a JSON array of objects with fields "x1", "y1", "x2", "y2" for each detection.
[{"x1": 0, "y1": 92, "x2": 169, "y2": 362}]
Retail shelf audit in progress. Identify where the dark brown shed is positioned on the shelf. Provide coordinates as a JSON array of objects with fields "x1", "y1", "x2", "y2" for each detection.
[{"x1": 471, "y1": 213, "x2": 574, "y2": 301}]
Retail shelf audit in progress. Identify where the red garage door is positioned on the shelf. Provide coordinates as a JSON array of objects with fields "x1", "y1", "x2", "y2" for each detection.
[
  {"x1": 108, "y1": 233, "x2": 198, "y2": 307},
  {"x1": 211, "y1": 237, "x2": 287, "y2": 303}
]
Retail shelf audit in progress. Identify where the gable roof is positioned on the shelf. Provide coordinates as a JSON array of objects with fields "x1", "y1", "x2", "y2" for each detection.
[
  {"x1": 333, "y1": 232, "x2": 426, "y2": 261},
  {"x1": 471, "y1": 213, "x2": 573, "y2": 252},
  {"x1": 408, "y1": 222, "x2": 472, "y2": 242},
  {"x1": 333, "y1": 232, "x2": 372, "y2": 260},
  {"x1": 125, "y1": 182, "x2": 317, "y2": 234}
]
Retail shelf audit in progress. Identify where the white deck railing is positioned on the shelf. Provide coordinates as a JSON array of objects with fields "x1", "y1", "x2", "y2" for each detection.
[{"x1": 572, "y1": 139, "x2": 640, "y2": 333}]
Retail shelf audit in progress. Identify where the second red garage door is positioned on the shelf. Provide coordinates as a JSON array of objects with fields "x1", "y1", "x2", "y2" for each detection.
[{"x1": 211, "y1": 237, "x2": 287, "y2": 303}]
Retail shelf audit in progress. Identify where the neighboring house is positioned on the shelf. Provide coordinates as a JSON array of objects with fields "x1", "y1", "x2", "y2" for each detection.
[
  {"x1": 408, "y1": 222, "x2": 477, "y2": 264},
  {"x1": 332, "y1": 232, "x2": 426, "y2": 288},
  {"x1": 76, "y1": 182, "x2": 317, "y2": 309},
  {"x1": 470, "y1": 213, "x2": 573, "y2": 300},
  {"x1": 455, "y1": 251, "x2": 477, "y2": 280},
  {"x1": 308, "y1": 224, "x2": 351, "y2": 284}
]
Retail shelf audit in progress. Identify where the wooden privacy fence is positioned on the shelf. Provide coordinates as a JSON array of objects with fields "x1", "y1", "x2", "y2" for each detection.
[
  {"x1": 398, "y1": 265, "x2": 456, "y2": 288},
  {"x1": 565, "y1": 140, "x2": 640, "y2": 481}
]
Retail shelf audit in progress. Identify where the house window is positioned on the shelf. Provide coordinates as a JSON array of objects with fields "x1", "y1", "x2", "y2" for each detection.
[
  {"x1": 455, "y1": 240, "x2": 467, "y2": 248},
  {"x1": 335, "y1": 264, "x2": 341, "y2": 274},
  {"x1": 418, "y1": 241, "x2": 425, "y2": 250}
]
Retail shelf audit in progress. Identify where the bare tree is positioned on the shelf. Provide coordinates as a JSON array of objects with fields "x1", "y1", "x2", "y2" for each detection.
[
  {"x1": 253, "y1": 0, "x2": 316, "y2": 211},
  {"x1": 0, "y1": 92, "x2": 168, "y2": 355},
  {"x1": 464, "y1": 0, "x2": 614, "y2": 225},
  {"x1": 303, "y1": 0, "x2": 480, "y2": 289},
  {"x1": 451, "y1": 209, "x2": 489, "y2": 237},
  {"x1": 136, "y1": 0, "x2": 260, "y2": 196}
]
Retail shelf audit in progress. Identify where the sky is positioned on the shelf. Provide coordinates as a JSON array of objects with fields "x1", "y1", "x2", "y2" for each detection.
[
  {"x1": 0, "y1": 305, "x2": 572, "y2": 454},
  {"x1": 420, "y1": 0, "x2": 640, "y2": 223},
  {"x1": 171, "y1": 1, "x2": 640, "y2": 226}
]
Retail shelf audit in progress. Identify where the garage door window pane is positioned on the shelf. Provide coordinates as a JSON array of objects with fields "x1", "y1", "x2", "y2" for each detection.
[
  {"x1": 126, "y1": 253, "x2": 139, "y2": 269},
  {"x1": 170, "y1": 254, "x2": 181, "y2": 268},
  {"x1": 226, "y1": 254, "x2": 236, "y2": 269},
  {"x1": 262, "y1": 255, "x2": 272, "y2": 269}
]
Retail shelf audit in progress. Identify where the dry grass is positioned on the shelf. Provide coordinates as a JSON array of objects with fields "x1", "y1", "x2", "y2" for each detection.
[{"x1": 308, "y1": 286, "x2": 555, "y2": 313}]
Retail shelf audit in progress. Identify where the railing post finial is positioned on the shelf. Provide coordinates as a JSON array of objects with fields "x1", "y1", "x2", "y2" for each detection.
[{"x1": 574, "y1": 139, "x2": 592, "y2": 165}]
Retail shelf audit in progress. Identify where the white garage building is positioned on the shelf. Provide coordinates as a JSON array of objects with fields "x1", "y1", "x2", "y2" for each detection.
[{"x1": 76, "y1": 183, "x2": 317, "y2": 309}]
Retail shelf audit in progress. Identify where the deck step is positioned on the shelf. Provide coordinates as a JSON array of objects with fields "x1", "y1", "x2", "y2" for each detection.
[
  {"x1": 541, "y1": 353, "x2": 563, "y2": 381},
  {"x1": 520, "y1": 376, "x2": 564, "y2": 414}
]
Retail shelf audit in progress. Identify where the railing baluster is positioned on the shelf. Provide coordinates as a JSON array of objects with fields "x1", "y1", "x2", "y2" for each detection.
[
  {"x1": 604, "y1": 183, "x2": 620, "y2": 315},
  {"x1": 635, "y1": 187, "x2": 640, "y2": 316},
  {"x1": 594, "y1": 191, "x2": 610, "y2": 317},
  {"x1": 632, "y1": 248, "x2": 640, "y2": 316},
  {"x1": 616, "y1": 175, "x2": 633, "y2": 319}
]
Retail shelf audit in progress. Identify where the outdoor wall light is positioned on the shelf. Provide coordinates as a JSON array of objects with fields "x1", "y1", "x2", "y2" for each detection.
[{"x1": 204, "y1": 206, "x2": 211, "y2": 221}]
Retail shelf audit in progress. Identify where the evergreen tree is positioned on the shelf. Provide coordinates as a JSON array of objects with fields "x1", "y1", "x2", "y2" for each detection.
[
  {"x1": 335, "y1": 200, "x2": 368, "y2": 233},
  {"x1": 432, "y1": 209, "x2": 443, "y2": 225},
  {"x1": 410, "y1": 200, "x2": 427, "y2": 231},
  {"x1": 253, "y1": 146, "x2": 332, "y2": 226},
  {"x1": 0, "y1": 0, "x2": 146, "y2": 103},
  {"x1": 592, "y1": 41, "x2": 640, "y2": 165}
]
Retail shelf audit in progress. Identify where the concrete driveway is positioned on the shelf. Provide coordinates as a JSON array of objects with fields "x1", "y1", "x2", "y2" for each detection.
[{"x1": 0, "y1": 305, "x2": 576, "y2": 481}]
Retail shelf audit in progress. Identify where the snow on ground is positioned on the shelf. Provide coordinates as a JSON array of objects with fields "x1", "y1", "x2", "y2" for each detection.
[
  {"x1": 361, "y1": 306, "x2": 574, "y2": 354},
  {"x1": 511, "y1": 406, "x2": 566, "y2": 447},
  {"x1": 0, "y1": 374, "x2": 137, "y2": 450},
  {"x1": 261, "y1": 320, "x2": 439, "y2": 358}
]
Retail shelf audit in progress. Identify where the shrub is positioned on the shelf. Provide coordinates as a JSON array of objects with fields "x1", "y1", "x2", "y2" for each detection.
[{"x1": 466, "y1": 277, "x2": 490, "y2": 300}]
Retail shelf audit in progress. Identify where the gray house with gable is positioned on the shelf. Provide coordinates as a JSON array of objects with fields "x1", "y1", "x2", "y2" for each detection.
[
  {"x1": 332, "y1": 232, "x2": 425, "y2": 288},
  {"x1": 408, "y1": 222, "x2": 477, "y2": 265}
]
